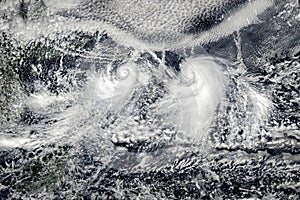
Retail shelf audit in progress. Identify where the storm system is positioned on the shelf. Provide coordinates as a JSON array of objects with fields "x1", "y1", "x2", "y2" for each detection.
[{"x1": 0, "y1": 0, "x2": 299, "y2": 199}]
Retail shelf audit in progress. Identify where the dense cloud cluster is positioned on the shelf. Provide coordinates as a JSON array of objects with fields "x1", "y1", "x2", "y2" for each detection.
[{"x1": 0, "y1": 0, "x2": 299, "y2": 199}]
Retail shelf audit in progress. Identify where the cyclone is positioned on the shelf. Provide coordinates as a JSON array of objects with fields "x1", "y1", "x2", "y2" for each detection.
[{"x1": 0, "y1": 0, "x2": 299, "y2": 199}]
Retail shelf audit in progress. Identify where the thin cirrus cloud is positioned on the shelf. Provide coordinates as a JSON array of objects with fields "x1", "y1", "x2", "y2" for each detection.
[{"x1": 1, "y1": 0, "x2": 273, "y2": 50}]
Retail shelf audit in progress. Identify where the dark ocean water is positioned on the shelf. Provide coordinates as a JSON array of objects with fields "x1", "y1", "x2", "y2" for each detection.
[{"x1": 0, "y1": 0, "x2": 299, "y2": 199}]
